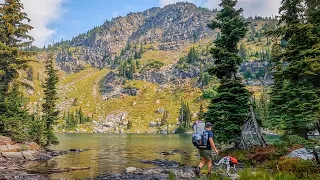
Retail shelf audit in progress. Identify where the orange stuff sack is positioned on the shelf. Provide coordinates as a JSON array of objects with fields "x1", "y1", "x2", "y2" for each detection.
[{"x1": 227, "y1": 156, "x2": 239, "y2": 164}]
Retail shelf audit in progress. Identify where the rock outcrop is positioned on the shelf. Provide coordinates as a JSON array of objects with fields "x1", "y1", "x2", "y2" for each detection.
[{"x1": 92, "y1": 112, "x2": 128, "y2": 133}]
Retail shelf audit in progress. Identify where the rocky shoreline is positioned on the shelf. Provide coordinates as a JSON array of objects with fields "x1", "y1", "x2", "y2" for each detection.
[
  {"x1": 95, "y1": 159, "x2": 197, "y2": 180},
  {"x1": 94, "y1": 167, "x2": 197, "y2": 180},
  {"x1": 0, "y1": 136, "x2": 89, "y2": 180}
]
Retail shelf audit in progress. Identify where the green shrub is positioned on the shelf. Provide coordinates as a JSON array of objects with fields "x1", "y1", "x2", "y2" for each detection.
[
  {"x1": 175, "y1": 125, "x2": 188, "y2": 134},
  {"x1": 168, "y1": 170, "x2": 176, "y2": 180},
  {"x1": 143, "y1": 60, "x2": 164, "y2": 70},
  {"x1": 277, "y1": 158, "x2": 319, "y2": 178}
]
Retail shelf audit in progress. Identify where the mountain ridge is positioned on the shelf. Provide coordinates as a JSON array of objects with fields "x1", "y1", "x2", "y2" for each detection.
[{"x1": 54, "y1": 2, "x2": 218, "y2": 69}]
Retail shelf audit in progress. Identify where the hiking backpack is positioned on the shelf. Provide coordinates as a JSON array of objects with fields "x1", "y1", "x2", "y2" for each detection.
[{"x1": 192, "y1": 122, "x2": 209, "y2": 149}]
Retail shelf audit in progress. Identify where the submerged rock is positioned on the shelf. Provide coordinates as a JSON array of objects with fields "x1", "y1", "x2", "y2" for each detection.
[{"x1": 140, "y1": 159, "x2": 183, "y2": 168}]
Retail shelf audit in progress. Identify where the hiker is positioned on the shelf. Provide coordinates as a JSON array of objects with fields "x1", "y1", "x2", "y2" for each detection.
[{"x1": 195, "y1": 122, "x2": 219, "y2": 176}]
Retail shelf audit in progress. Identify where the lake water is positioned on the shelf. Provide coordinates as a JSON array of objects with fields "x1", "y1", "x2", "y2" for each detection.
[
  {"x1": 44, "y1": 134, "x2": 199, "y2": 179},
  {"x1": 29, "y1": 133, "x2": 279, "y2": 179}
]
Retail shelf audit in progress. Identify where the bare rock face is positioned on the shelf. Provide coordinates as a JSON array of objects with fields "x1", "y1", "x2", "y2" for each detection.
[
  {"x1": 56, "y1": 51, "x2": 85, "y2": 73},
  {"x1": 99, "y1": 71, "x2": 124, "y2": 99},
  {"x1": 93, "y1": 112, "x2": 129, "y2": 133},
  {"x1": 121, "y1": 88, "x2": 140, "y2": 96}
]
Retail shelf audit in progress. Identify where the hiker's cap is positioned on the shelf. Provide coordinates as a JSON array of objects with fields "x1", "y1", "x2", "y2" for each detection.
[{"x1": 205, "y1": 122, "x2": 213, "y2": 127}]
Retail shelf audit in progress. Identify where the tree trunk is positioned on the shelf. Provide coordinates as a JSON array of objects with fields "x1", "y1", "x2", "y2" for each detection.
[
  {"x1": 297, "y1": 128, "x2": 308, "y2": 140},
  {"x1": 316, "y1": 120, "x2": 320, "y2": 134}
]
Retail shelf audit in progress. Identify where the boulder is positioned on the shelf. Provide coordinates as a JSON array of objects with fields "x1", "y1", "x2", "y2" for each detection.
[
  {"x1": 156, "y1": 108, "x2": 165, "y2": 113},
  {"x1": 125, "y1": 167, "x2": 137, "y2": 173},
  {"x1": 25, "y1": 142, "x2": 41, "y2": 150},
  {"x1": 21, "y1": 151, "x2": 36, "y2": 160},
  {"x1": 149, "y1": 121, "x2": 157, "y2": 127},
  {"x1": 5, "y1": 144, "x2": 16, "y2": 152},
  {"x1": 287, "y1": 148, "x2": 314, "y2": 160},
  {"x1": 104, "y1": 122, "x2": 114, "y2": 127},
  {"x1": 1, "y1": 152, "x2": 24, "y2": 160},
  {"x1": 0, "y1": 145, "x2": 8, "y2": 152}
]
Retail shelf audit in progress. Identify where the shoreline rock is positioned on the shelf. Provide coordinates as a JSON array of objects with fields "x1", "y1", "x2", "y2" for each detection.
[
  {"x1": 94, "y1": 166, "x2": 197, "y2": 180},
  {"x1": 0, "y1": 136, "x2": 90, "y2": 180}
]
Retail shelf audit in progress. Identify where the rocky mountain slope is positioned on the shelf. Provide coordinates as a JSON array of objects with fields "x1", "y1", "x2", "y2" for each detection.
[
  {"x1": 55, "y1": 2, "x2": 217, "y2": 69},
  {"x1": 23, "y1": 3, "x2": 275, "y2": 133}
]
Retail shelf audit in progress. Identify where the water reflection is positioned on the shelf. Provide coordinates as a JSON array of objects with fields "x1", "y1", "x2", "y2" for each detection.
[{"x1": 41, "y1": 134, "x2": 199, "y2": 179}]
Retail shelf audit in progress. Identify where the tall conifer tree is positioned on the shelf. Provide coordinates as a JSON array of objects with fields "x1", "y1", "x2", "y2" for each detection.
[
  {"x1": 205, "y1": 0, "x2": 250, "y2": 145},
  {"x1": 268, "y1": 0, "x2": 320, "y2": 138},
  {"x1": 0, "y1": 0, "x2": 34, "y2": 140},
  {"x1": 0, "y1": 0, "x2": 34, "y2": 97},
  {"x1": 42, "y1": 52, "x2": 59, "y2": 146}
]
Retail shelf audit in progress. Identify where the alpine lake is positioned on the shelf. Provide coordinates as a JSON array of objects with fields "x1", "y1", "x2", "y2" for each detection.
[{"x1": 27, "y1": 133, "x2": 279, "y2": 179}]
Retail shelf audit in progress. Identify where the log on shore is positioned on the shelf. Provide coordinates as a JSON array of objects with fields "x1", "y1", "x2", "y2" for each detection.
[{"x1": 26, "y1": 167, "x2": 90, "y2": 174}]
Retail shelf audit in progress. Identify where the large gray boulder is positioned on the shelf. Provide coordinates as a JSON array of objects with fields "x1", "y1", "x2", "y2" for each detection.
[
  {"x1": 287, "y1": 148, "x2": 314, "y2": 160},
  {"x1": 149, "y1": 121, "x2": 157, "y2": 127},
  {"x1": 1, "y1": 152, "x2": 24, "y2": 160},
  {"x1": 22, "y1": 151, "x2": 36, "y2": 161}
]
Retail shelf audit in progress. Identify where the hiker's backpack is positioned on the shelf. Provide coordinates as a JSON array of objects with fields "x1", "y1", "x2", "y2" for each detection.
[
  {"x1": 227, "y1": 156, "x2": 239, "y2": 165},
  {"x1": 192, "y1": 123, "x2": 209, "y2": 149}
]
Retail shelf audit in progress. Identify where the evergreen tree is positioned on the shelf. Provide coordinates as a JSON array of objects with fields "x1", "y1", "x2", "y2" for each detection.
[
  {"x1": 0, "y1": 0, "x2": 34, "y2": 100},
  {"x1": 187, "y1": 47, "x2": 198, "y2": 64},
  {"x1": 239, "y1": 42, "x2": 248, "y2": 61},
  {"x1": 42, "y1": 52, "x2": 59, "y2": 146},
  {"x1": 179, "y1": 101, "x2": 191, "y2": 129},
  {"x1": 198, "y1": 103, "x2": 205, "y2": 120},
  {"x1": 0, "y1": 0, "x2": 36, "y2": 142},
  {"x1": 216, "y1": 32, "x2": 221, "y2": 40},
  {"x1": 198, "y1": 63, "x2": 204, "y2": 88},
  {"x1": 205, "y1": 0, "x2": 250, "y2": 145},
  {"x1": 0, "y1": 84, "x2": 32, "y2": 141},
  {"x1": 243, "y1": 69, "x2": 253, "y2": 79},
  {"x1": 139, "y1": 43, "x2": 143, "y2": 58},
  {"x1": 161, "y1": 110, "x2": 169, "y2": 126},
  {"x1": 268, "y1": 0, "x2": 320, "y2": 138}
]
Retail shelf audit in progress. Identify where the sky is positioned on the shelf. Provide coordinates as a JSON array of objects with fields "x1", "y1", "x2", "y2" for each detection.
[{"x1": 16, "y1": 0, "x2": 281, "y2": 47}]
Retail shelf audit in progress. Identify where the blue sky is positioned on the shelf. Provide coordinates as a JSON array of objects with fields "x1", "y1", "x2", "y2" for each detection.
[
  {"x1": 50, "y1": 0, "x2": 160, "y2": 43},
  {"x1": 17, "y1": 0, "x2": 281, "y2": 47}
]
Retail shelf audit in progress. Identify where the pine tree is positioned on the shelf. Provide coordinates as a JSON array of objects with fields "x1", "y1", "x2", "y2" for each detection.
[
  {"x1": 42, "y1": 52, "x2": 59, "y2": 146},
  {"x1": 187, "y1": 47, "x2": 198, "y2": 64},
  {"x1": 139, "y1": 43, "x2": 143, "y2": 58},
  {"x1": 179, "y1": 101, "x2": 191, "y2": 129},
  {"x1": 0, "y1": 84, "x2": 32, "y2": 141},
  {"x1": 198, "y1": 63, "x2": 204, "y2": 88},
  {"x1": 198, "y1": 103, "x2": 205, "y2": 120},
  {"x1": 0, "y1": 0, "x2": 34, "y2": 99},
  {"x1": 205, "y1": 0, "x2": 250, "y2": 145},
  {"x1": 161, "y1": 110, "x2": 169, "y2": 126},
  {"x1": 239, "y1": 42, "x2": 247, "y2": 61},
  {"x1": 268, "y1": 0, "x2": 320, "y2": 138},
  {"x1": 0, "y1": 0, "x2": 36, "y2": 142},
  {"x1": 216, "y1": 32, "x2": 221, "y2": 40}
]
